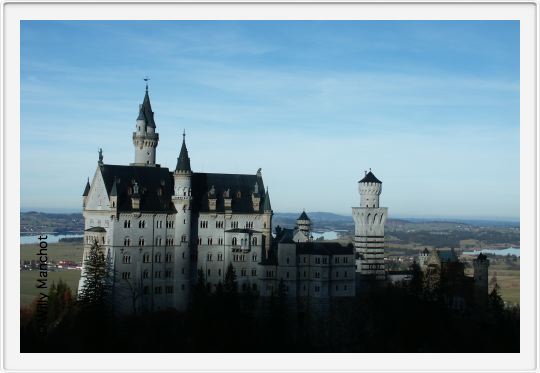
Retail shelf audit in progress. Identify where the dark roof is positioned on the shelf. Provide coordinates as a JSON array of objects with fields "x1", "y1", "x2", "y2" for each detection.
[
  {"x1": 263, "y1": 188, "x2": 272, "y2": 212},
  {"x1": 275, "y1": 228, "x2": 295, "y2": 244},
  {"x1": 99, "y1": 164, "x2": 175, "y2": 213},
  {"x1": 297, "y1": 211, "x2": 310, "y2": 221},
  {"x1": 136, "y1": 87, "x2": 156, "y2": 129},
  {"x1": 175, "y1": 135, "x2": 191, "y2": 172},
  {"x1": 296, "y1": 242, "x2": 354, "y2": 256},
  {"x1": 191, "y1": 172, "x2": 267, "y2": 214},
  {"x1": 359, "y1": 171, "x2": 382, "y2": 184},
  {"x1": 422, "y1": 248, "x2": 429, "y2": 254},
  {"x1": 82, "y1": 178, "x2": 90, "y2": 196},
  {"x1": 85, "y1": 227, "x2": 106, "y2": 232}
]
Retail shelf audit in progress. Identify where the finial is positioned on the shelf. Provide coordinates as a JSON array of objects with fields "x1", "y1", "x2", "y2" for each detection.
[
  {"x1": 369, "y1": 167, "x2": 372, "y2": 172},
  {"x1": 364, "y1": 170, "x2": 367, "y2": 176},
  {"x1": 98, "y1": 148, "x2": 103, "y2": 165},
  {"x1": 183, "y1": 128, "x2": 186, "y2": 141},
  {"x1": 144, "y1": 76, "x2": 150, "y2": 92}
]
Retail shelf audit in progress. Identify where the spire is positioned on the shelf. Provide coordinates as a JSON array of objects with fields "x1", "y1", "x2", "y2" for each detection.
[
  {"x1": 98, "y1": 148, "x2": 103, "y2": 166},
  {"x1": 136, "y1": 80, "x2": 156, "y2": 129},
  {"x1": 298, "y1": 210, "x2": 310, "y2": 221},
  {"x1": 83, "y1": 178, "x2": 90, "y2": 196},
  {"x1": 110, "y1": 179, "x2": 118, "y2": 197},
  {"x1": 263, "y1": 187, "x2": 272, "y2": 212},
  {"x1": 175, "y1": 131, "x2": 191, "y2": 172}
]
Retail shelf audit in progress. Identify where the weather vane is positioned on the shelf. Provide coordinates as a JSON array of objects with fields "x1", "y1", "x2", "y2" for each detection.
[{"x1": 144, "y1": 76, "x2": 150, "y2": 91}]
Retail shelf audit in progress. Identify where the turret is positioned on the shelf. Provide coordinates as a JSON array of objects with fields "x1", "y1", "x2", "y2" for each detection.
[
  {"x1": 473, "y1": 253, "x2": 490, "y2": 307},
  {"x1": 296, "y1": 210, "x2": 311, "y2": 238},
  {"x1": 131, "y1": 83, "x2": 159, "y2": 167},
  {"x1": 262, "y1": 187, "x2": 273, "y2": 257},
  {"x1": 172, "y1": 131, "x2": 192, "y2": 310},
  {"x1": 109, "y1": 179, "x2": 118, "y2": 210},
  {"x1": 359, "y1": 169, "x2": 382, "y2": 208}
]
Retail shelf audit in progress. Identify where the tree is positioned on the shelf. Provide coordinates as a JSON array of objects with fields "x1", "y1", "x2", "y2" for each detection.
[
  {"x1": 224, "y1": 263, "x2": 237, "y2": 295},
  {"x1": 488, "y1": 283, "x2": 505, "y2": 315},
  {"x1": 78, "y1": 240, "x2": 111, "y2": 308}
]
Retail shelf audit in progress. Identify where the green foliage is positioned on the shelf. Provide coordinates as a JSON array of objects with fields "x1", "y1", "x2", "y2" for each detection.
[{"x1": 77, "y1": 240, "x2": 111, "y2": 308}]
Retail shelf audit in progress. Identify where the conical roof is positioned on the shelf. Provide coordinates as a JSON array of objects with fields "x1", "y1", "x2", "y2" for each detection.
[
  {"x1": 263, "y1": 188, "x2": 272, "y2": 212},
  {"x1": 298, "y1": 210, "x2": 310, "y2": 221},
  {"x1": 175, "y1": 133, "x2": 191, "y2": 172},
  {"x1": 82, "y1": 178, "x2": 90, "y2": 196},
  {"x1": 359, "y1": 171, "x2": 381, "y2": 184},
  {"x1": 110, "y1": 180, "x2": 118, "y2": 197},
  {"x1": 136, "y1": 86, "x2": 156, "y2": 129}
]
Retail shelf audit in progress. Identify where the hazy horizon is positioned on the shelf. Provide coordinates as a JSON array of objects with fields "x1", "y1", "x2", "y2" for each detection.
[{"x1": 21, "y1": 21, "x2": 519, "y2": 219}]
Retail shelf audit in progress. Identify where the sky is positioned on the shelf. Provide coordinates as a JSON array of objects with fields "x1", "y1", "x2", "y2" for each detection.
[{"x1": 20, "y1": 21, "x2": 520, "y2": 219}]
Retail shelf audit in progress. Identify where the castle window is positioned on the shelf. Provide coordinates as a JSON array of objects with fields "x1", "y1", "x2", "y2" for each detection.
[
  {"x1": 218, "y1": 238, "x2": 223, "y2": 245},
  {"x1": 123, "y1": 237, "x2": 130, "y2": 246},
  {"x1": 315, "y1": 272, "x2": 320, "y2": 278},
  {"x1": 122, "y1": 255, "x2": 131, "y2": 264},
  {"x1": 315, "y1": 285, "x2": 320, "y2": 292},
  {"x1": 139, "y1": 237, "x2": 145, "y2": 246},
  {"x1": 181, "y1": 235, "x2": 187, "y2": 242},
  {"x1": 138, "y1": 220, "x2": 146, "y2": 229},
  {"x1": 154, "y1": 287, "x2": 162, "y2": 294},
  {"x1": 165, "y1": 286, "x2": 173, "y2": 294},
  {"x1": 165, "y1": 253, "x2": 172, "y2": 263},
  {"x1": 182, "y1": 252, "x2": 186, "y2": 259},
  {"x1": 143, "y1": 270, "x2": 149, "y2": 279},
  {"x1": 236, "y1": 191, "x2": 241, "y2": 198},
  {"x1": 241, "y1": 269, "x2": 247, "y2": 276},
  {"x1": 218, "y1": 269, "x2": 222, "y2": 276},
  {"x1": 154, "y1": 271, "x2": 161, "y2": 278},
  {"x1": 121, "y1": 272, "x2": 131, "y2": 279},
  {"x1": 252, "y1": 237, "x2": 257, "y2": 245},
  {"x1": 165, "y1": 270, "x2": 172, "y2": 278},
  {"x1": 252, "y1": 254, "x2": 257, "y2": 262},
  {"x1": 217, "y1": 253, "x2": 223, "y2": 261},
  {"x1": 155, "y1": 237, "x2": 162, "y2": 246},
  {"x1": 323, "y1": 257, "x2": 328, "y2": 264},
  {"x1": 344, "y1": 257, "x2": 349, "y2": 263},
  {"x1": 208, "y1": 237, "x2": 213, "y2": 245},
  {"x1": 334, "y1": 257, "x2": 340, "y2": 264},
  {"x1": 232, "y1": 221, "x2": 238, "y2": 229},
  {"x1": 336, "y1": 271, "x2": 339, "y2": 278},
  {"x1": 155, "y1": 253, "x2": 161, "y2": 263},
  {"x1": 344, "y1": 271, "x2": 348, "y2": 278},
  {"x1": 286, "y1": 257, "x2": 290, "y2": 264},
  {"x1": 315, "y1": 257, "x2": 321, "y2": 264},
  {"x1": 232, "y1": 237, "x2": 238, "y2": 246},
  {"x1": 252, "y1": 269, "x2": 257, "y2": 276},
  {"x1": 207, "y1": 253, "x2": 212, "y2": 261},
  {"x1": 207, "y1": 269, "x2": 211, "y2": 276},
  {"x1": 166, "y1": 238, "x2": 174, "y2": 246},
  {"x1": 198, "y1": 237, "x2": 202, "y2": 245}
]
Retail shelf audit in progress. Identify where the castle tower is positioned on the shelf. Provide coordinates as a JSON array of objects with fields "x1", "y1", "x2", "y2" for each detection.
[
  {"x1": 131, "y1": 83, "x2": 159, "y2": 166},
  {"x1": 82, "y1": 178, "x2": 90, "y2": 208},
  {"x1": 296, "y1": 210, "x2": 311, "y2": 239},
  {"x1": 473, "y1": 253, "x2": 490, "y2": 307},
  {"x1": 352, "y1": 170, "x2": 388, "y2": 282},
  {"x1": 262, "y1": 187, "x2": 273, "y2": 258},
  {"x1": 172, "y1": 131, "x2": 192, "y2": 310}
]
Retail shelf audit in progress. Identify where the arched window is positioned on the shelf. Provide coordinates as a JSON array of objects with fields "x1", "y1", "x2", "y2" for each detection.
[
  {"x1": 232, "y1": 237, "x2": 237, "y2": 245},
  {"x1": 155, "y1": 253, "x2": 161, "y2": 263},
  {"x1": 139, "y1": 237, "x2": 145, "y2": 246},
  {"x1": 181, "y1": 234, "x2": 187, "y2": 242},
  {"x1": 252, "y1": 237, "x2": 257, "y2": 245},
  {"x1": 143, "y1": 253, "x2": 150, "y2": 263}
]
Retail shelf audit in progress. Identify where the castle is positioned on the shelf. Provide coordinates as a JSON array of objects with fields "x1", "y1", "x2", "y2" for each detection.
[{"x1": 79, "y1": 84, "x2": 486, "y2": 315}]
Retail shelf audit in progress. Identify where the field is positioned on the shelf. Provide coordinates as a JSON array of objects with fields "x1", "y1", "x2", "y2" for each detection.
[
  {"x1": 20, "y1": 269, "x2": 81, "y2": 305},
  {"x1": 20, "y1": 242, "x2": 83, "y2": 305},
  {"x1": 20, "y1": 242, "x2": 84, "y2": 264}
]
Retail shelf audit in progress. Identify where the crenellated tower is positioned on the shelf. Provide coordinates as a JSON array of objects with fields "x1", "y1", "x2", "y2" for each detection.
[
  {"x1": 352, "y1": 170, "x2": 388, "y2": 282},
  {"x1": 131, "y1": 83, "x2": 159, "y2": 166},
  {"x1": 172, "y1": 131, "x2": 192, "y2": 310},
  {"x1": 473, "y1": 253, "x2": 490, "y2": 307}
]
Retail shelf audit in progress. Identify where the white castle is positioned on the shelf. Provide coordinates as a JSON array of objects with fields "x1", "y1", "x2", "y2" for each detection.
[{"x1": 79, "y1": 85, "x2": 388, "y2": 314}]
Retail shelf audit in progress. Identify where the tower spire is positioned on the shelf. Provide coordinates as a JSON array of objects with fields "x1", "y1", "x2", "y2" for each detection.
[{"x1": 175, "y1": 131, "x2": 191, "y2": 172}]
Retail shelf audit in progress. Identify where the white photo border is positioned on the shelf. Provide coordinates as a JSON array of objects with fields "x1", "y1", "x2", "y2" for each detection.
[{"x1": 1, "y1": 1, "x2": 537, "y2": 372}]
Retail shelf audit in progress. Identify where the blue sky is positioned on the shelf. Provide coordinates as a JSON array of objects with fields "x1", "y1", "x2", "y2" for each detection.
[{"x1": 20, "y1": 21, "x2": 520, "y2": 219}]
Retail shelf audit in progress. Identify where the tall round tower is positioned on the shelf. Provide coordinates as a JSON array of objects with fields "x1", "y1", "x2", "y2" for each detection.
[
  {"x1": 172, "y1": 132, "x2": 192, "y2": 310},
  {"x1": 132, "y1": 83, "x2": 159, "y2": 166},
  {"x1": 352, "y1": 170, "x2": 388, "y2": 283}
]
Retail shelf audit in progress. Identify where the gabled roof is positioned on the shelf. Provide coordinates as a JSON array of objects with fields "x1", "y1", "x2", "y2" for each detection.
[
  {"x1": 82, "y1": 178, "x2": 90, "y2": 196},
  {"x1": 191, "y1": 172, "x2": 267, "y2": 214},
  {"x1": 99, "y1": 164, "x2": 175, "y2": 213},
  {"x1": 359, "y1": 171, "x2": 382, "y2": 184},
  {"x1": 136, "y1": 87, "x2": 156, "y2": 129},
  {"x1": 297, "y1": 210, "x2": 310, "y2": 221}
]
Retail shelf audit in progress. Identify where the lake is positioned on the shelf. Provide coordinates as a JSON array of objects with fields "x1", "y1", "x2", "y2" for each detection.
[
  {"x1": 20, "y1": 234, "x2": 83, "y2": 245},
  {"x1": 462, "y1": 247, "x2": 520, "y2": 257}
]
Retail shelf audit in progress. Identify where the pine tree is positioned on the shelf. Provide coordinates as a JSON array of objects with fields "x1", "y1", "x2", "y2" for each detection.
[
  {"x1": 78, "y1": 240, "x2": 111, "y2": 308},
  {"x1": 224, "y1": 263, "x2": 237, "y2": 294}
]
